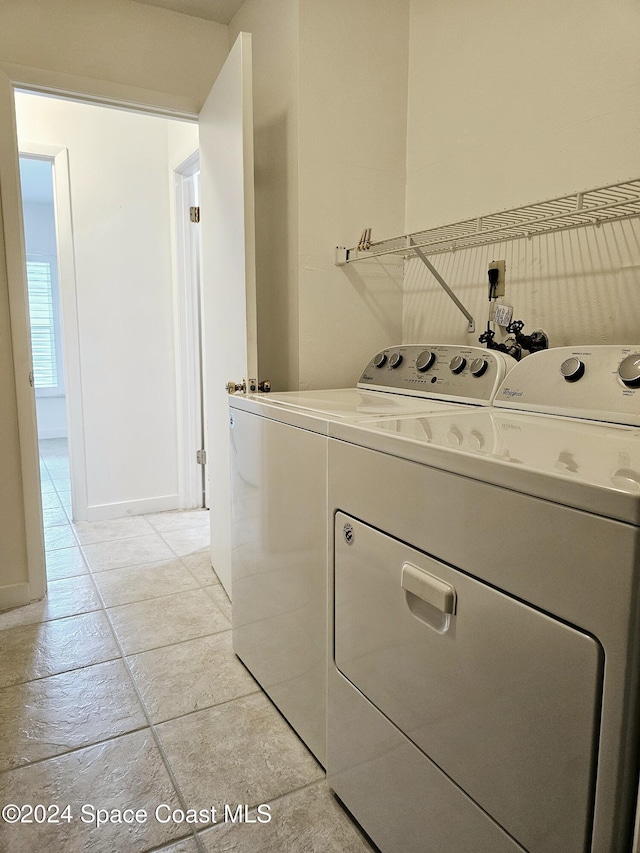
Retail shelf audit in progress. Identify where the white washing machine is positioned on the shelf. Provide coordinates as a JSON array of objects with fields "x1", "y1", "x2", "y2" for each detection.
[
  {"x1": 327, "y1": 345, "x2": 640, "y2": 853},
  {"x1": 229, "y1": 344, "x2": 515, "y2": 767}
]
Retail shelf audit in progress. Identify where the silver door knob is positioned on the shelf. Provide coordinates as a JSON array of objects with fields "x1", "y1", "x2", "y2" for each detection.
[{"x1": 226, "y1": 379, "x2": 246, "y2": 394}]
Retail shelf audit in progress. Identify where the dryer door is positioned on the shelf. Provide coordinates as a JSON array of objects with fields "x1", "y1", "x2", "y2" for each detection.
[{"x1": 334, "y1": 513, "x2": 603, "y2": 853}]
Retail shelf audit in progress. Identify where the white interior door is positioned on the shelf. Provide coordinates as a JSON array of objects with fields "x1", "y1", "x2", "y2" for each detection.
[
  {"x1": 199, "y1": 32, "x2": 258, "y2": 597},
  {"x1": 0, "y1": 67, "x2": 46, "y2": 606}
]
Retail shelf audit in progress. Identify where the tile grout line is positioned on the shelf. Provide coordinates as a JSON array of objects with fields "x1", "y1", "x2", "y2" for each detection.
[
  {"x1": 4, "y1": 544, "x2": 214, "y2": 846},
  {"x1": 72, "y1": 526, "x2": 209, "y2": 576},
  {"x1": 39, "y1": 451, "x2": 208, "y2": 571},
  {"x1": 37, "y1": 444, "x2": 208, "y2": 851},
  {"x1": 83, "y1": 551, "x2": 209, "y2": 576},
  {"x1": 86, "y1": 551, "x2": 211, "y2": 580},
  {"x1": 105, "y1": 623, "x2": 231, "y2": 663},
  {"x1": 41, "y1": 505, "x2": 212, "y2": 588},
  {"x1": 0, "y1": 620, "x2": 232, "y2": 690},
  {"x1": 0, "y1": 643, "x2": 120, "y2": 691},
  {"x1": 134, "y1": 683, "x2": 262, "y2": 729},
  {"x1": 34, "y1": 445, "x2": 204, "y2": 850},
  {"x1": 38, "y1": 450, "x2": 363, "y2": 850},
  {"x1": 0, "y1": 724, "x2": 151, "y2": 778},
  {"x1": 104, "y1": 591, "x2": 228, "y2": 625},
  {"x1": 7, "y1": 567, "x2": 224, "y2": 685},
  {"x1": 90, "y1": 568, "x2": 207, "y2": 853},
  {"x1": 33, "y1": 517, "x2": 349, "y2": 847},
  {"x1": 91, "y1": 583, "x2": 220, "y2": 613}
]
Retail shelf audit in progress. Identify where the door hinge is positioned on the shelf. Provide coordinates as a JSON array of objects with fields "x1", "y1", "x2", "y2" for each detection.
[
  {"x1": 190, "y1": 206, "x2": 200, "y2": 223},
  {"x1": 196, "y1": 449, "x2": 207, "y2": 465}
]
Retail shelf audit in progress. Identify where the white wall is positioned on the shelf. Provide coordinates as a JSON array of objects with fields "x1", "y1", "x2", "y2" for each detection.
[
  {"x1": 16, "y1": 93, "x2": 183, "y2": 519},
  {"x1": 35, "y1": 395, "x2": 67, "y2": 439},
  {"x1": 297, "y1": 0, "x2": 409, "y2": 390},
  {"x1": 403, "y1": 0, "x2": 640, "y2": 347},
  {"x1": 229, "y1": 0, "x2": 300, "y2": 392},
  {"x1": 231, "y1": 0, "x2": 409, "y2": 392},
  {"x1": 0, "y1": 0, "x2": 228, "y2": 115},
  {"x1": 168, "y1": 121, "x2": 199, "y2": 171}
]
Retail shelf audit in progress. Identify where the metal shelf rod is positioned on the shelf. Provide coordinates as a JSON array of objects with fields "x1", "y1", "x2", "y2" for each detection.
[
  {"x1": 350, "y1": 210, "x2": 639, "y2": 261},
  {"x1": 335, "y1": 178, "x2": 640, "y2": 333},
  {"x1": 337, "y1": 178, "x2": 640, "y2": 264},
  {"x1": 340, "y1": 208, "x2": 640, "y2": 264},
  {"x1": 410, "y1": 240, "x2": 474, "y2": 333}
]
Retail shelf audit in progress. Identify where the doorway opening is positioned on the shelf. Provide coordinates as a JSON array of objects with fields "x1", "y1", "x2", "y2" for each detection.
[
  {"x1": 19, "y1": 153, "x2": 72, "y2": 532},
  {"x1": 15, "y1": 90, "x2": 203, "y2": 541}
]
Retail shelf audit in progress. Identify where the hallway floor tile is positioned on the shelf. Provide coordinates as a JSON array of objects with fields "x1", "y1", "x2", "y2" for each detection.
[{"x1": 0, "y1": 439, "x2": 377, "y2": 852}]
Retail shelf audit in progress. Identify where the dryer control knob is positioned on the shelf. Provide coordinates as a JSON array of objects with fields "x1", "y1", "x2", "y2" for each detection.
[
  {"x1": 450, "y1": 355, "x2": 467, "y2": 374},
  {"x1": 373, "y1": 352, "x2": 387, "y2": 368},
  {"x1": 389, "y1": 352, "x2": 403, "y2": 369},
  {"x1": 618, "y1": 354, "x2": 640, "y2": 387},
  {"x1": 470, "y1": 357, "x2": 488, "y2": 377},
  {"x1": 560, "y1": 357, "x2": 585, "y2": 382},
  {"x1": 416, "y1": 350, "x2": 436, "y2": 372}
]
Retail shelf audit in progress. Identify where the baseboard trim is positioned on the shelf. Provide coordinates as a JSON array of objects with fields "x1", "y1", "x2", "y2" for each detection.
[
  {"x1": 86, "y1": 494, "x2": 179, "y2": 522},
  {"x1": 0, "y1": 583, "x2": 31, "y2": 612}
]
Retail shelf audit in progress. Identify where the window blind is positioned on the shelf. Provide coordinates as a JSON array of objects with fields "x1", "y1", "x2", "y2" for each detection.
[{"x1": 26, "y1": 259, "x2": 58, "y2": 389}]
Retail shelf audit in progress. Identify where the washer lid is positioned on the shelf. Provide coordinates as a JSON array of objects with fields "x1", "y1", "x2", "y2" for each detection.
[
  {"x1": 229, "y1": 387, "x2": 462, "y2": 433},
  {"x1": 262, "y1": 387, "x2": 460, "y2": 417}
]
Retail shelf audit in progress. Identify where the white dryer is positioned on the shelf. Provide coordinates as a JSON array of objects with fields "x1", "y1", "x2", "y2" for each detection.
[
  {"x1": 327, "y1": 345, "x2": 640, "y2": 853},
  {"x1": 229, "y1": 344, "x2": 515, "y2": 767}
]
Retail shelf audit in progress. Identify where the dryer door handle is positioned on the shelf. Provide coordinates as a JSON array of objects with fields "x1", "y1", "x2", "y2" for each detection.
[{"x1": 401, "y1": 563, "x2": 457, "y2": 614}]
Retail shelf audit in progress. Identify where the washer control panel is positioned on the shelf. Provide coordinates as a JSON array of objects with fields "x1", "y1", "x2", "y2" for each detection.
[
  {"x1": 358, "y1": 345, "x2": 515, "y2": 405},
  {"x1": 495, "y1": 346, "x2": 640, "y2": 426}
]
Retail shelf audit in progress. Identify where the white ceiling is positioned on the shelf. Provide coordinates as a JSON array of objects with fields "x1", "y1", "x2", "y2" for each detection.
[{"x1": 127, "y1": 0, "x2": 245, "y2": 24}]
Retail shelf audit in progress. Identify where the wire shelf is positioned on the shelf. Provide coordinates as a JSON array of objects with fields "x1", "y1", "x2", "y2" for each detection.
[{"x1": 336, "y1": 178, "x2": 640, "y2": 264}]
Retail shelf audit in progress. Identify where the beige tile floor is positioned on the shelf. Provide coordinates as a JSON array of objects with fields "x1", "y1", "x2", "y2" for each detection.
[{"x1": 0, "y1": 439, "x2": 377, "y2": 853}]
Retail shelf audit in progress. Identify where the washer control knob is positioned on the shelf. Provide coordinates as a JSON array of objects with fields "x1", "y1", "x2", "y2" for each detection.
[
  {"x1": 611, "y1": 468, "x2": 640, "y2": 492},
  {"x1": 560, "y1": 357, "x2": 585, "y2": 382},
  {"x1": 447, "y1": 427, "x2": 464, "y2": 447},
  {"x1": 468, "y1": 430, "x2": 485, "y2": 451},
  {"x1": 416, "y1": 350, "x2": 436, "y2": 372},
  {"x1": 389, "y1": 352, "x2": 403, "y2": 369},
  {"x1": 450, "y1": 355, "x2": 467, "y2": 374},
  {"x1": 618, "y1": 354, "x2": 640, "y2": 387},
  {"x1": 470, "y1": 357, "x2": 488, "y2": 377},
  {"x1": 373, "y1": 352, "x2": 387, "y2": 368}
]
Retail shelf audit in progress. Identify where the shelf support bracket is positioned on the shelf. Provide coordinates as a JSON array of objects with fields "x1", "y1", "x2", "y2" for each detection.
[{"x1": 409, "y1": 239, "x2": 475, "y2": 333}]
